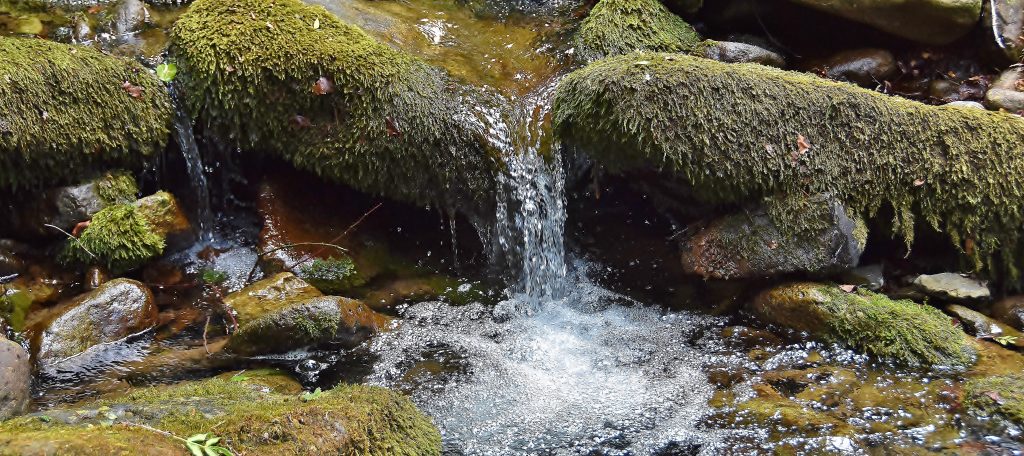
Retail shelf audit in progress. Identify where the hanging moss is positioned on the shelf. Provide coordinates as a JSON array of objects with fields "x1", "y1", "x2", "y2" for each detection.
[
  {"x1": 0, "y1": 37, "x2": 172, "y2": 192},
  {"x1": 60, "y1": 203, "x2": 165, "y2": 274},
  {"x1": 171, "y1": 0, "x2": 498, "y2": 213},
  {"x1": 553, "y1": 53, "x2": 1024, "y2": 279},
  {"x1": 573, "y1": 0, "x2": 701, "y2": 63}
]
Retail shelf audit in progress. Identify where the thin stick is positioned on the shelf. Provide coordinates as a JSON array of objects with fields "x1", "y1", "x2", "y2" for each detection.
[
  {"x1": 43, "y1": 223, "x2": 97, "y2": 259},
  {"x1": 244, "y1": 242, "x2": 348, "y2": 284},
  {"x1": 286, "y1": 202, "x2": 382, "y2": 270},
  {"x1": 202, "y1": 316, "x2": 211, "y2": 354}
]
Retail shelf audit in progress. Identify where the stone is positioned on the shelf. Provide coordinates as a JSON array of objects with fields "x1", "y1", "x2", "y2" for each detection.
[
  {"x1": 982, "y1": 0, "x2": 1024, "y2": 62},
  {"x1": 838, "y1": 264, "x2": 885, "y2": 291},
  {"x1": 2, "y1": 171, "x2": 138, "y2": 240},
  {"x1": 35, "y1": 279, "x2": 157, "y2": 368},
  {"x1": 990, "y1": 296, "x2": 1024, "y2": 330},
  {"x1": 945, "y1": 304, "x2": 1024, "y2": 349},
  {"x1": 0, "y1": 335, "x2": 30, "y2": 421},
  {"x1": 985, "y1": 68, "x2": 1024, "y2": 113},
  {"x1": 806, "y1": 48, "x2": 897, "y2": 87},
  {"x1": 944, "y1": 100, "x2": 986, "y2": 109},
  {"x1": 911, "y1": 272, "x2": 991, "y2": 302},
  {"x1": 787, "y1": 0, "x2": 982, "y2": 45},
  {"x1": 680, "y1": 194, "x2": 865, "y2": 279},
  {"x1": 963, "y1": 374, "x2": 1024, "y2": 436},
  {"x1": 749, "y1": 282, "x2": 976, "y2": 367},
  {"x1": 701, "y1": 41, "x2": 786, "y2": 68}
]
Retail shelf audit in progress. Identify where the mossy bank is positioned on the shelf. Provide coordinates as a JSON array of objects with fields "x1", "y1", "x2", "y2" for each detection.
[
  {"x1": 573, "y1": 0, "x2": 701, "y2": 63},
  {"x1": 0, "y1": 37, "x2": 172, "y2": 192},
  {"x1": 553, "y1": 53, "x2": 1024, "y2": 278},
  {"x1": 171, "y1": 0, "x2": 498, "y2": 213}
]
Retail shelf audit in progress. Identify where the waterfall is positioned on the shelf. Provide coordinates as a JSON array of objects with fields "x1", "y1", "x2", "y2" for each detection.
[{"x1": 169, "y1": 86, "x2": 213, "y2": 241}]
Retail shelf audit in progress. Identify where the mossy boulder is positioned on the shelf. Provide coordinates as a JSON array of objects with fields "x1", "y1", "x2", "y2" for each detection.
[
  {"x1": 574, "y1": 0, "x2": 701, "y2": 62},
  {"x1": 0, "y1": 37, "x2": 172, "y2": 192},
  {"x1": 0, "y1": 375, "x2": 441, "y2": 455},
  {"x1": 749, "y1": 282, "x2": 976, "y2": 367},
  {"x1": 963, "y1": 374, "x2": 1024, "y2": 435},
  {"x1": 553, "y1": 53, "x2": 1024, "y2": 279},
  {"x1": 788, "y1": 0, "x2": 982, "y2": 45},
  {"x1": 297, "y1": 256, "x2": 366, "y2": 295},
  {"x1": 171, "y1": 0, "x2": 497, "y2": 214},
  {"x1": 3, "y1": 171, "x2": 138, "y2": 240}
]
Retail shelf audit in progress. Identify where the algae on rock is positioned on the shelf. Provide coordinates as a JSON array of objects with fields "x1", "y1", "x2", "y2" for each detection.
[
  {"x1": 171, "y1": 0, "x2": 497, "y2": 214},
  {"x1": 574, "y1": 0, "x2": 701, "y2": 62},
  {"x1": 0, "y1": 37, "x2": 172, "y2": 192},
  {"x1": 963, "y1": 374, "x2": 1024, "y2": 433},
  {"x1": 553, "y1": 53, "x2": 1024, "y2": 279}
]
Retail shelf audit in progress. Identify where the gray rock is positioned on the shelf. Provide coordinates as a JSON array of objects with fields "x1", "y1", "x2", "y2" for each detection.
[
  {"x1": 788, "y1": 0, "x2": 982, "y2": 45},
  {"x1": 985, "y1": 68, "x2": 1024, "y2": 113},
  {"x1": 111, "y1": 0, "x2": 149, "y2": 36},
  {"x1": 680, "y1": 194, "x2": 866, "y2": 279},
  {"x1": 911, "y1": 272, "x2": 991, "y2": 302},
  {"x1": 36, "y1": 279, "x2": 156, "y2": 368},
  {"x1": 983, "y1": 0, "x2": 1024, "y2": 63},
  {"x1": 944, "y1": 100, "x2": 986, "y2": 109},
  {"x1": 839, "y1": 264, "x2": 885, "y2": 291},
  {"x1": 2, "y1": 172, "x2": 137, "y2": 240},
  {"x1": 990, "y1": 296, "x2": 1024, "y2": 330},
  {"x1": 0, "y1": 335, "x2": 30, "y2": 420},
  {"x1": 702, "y1": 40, "x2": 786, "y2": 68},
  {"x1": 807, "y1": 48, "x2": 896, "y2": 87},
  {"x1": 945, "y1": 304, "x2": 1024, "y2": 348}
]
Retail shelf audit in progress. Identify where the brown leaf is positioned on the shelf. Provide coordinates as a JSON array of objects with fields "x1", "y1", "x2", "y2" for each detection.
[
  {"x1": 87, "y1": 5, "x2": 102, "y2": 14},
  {"x1": 913, "y1": 178, "x2": 925, "y2": 186},
  {"x1": 839, "y1": 284, "x2": 856, "y2": 293},
  {"x1": 1016, "y1": 79, "x2": 1024, "y2": 92},
  {"x1": 964, "y1": 237, "x2": 975, "y2": 256},
  {"x1": 790, "y1": 134, "x2": 811, "y2": 164},
  {"x1": 984, "y1": 391, "x2": 1004, "y2": 405},
  {"x1": 225, "y1": 64, "x2": 236, "y2": 73},
  {"x1": 122, "y1": 81, "x2": 143, "y2": 99},
  {"x1": 385, "y1": 117, "x2": 401, "y2": 137},
  {"x1": 311, "y1": 76, "x2": 334, "y2": 95}
]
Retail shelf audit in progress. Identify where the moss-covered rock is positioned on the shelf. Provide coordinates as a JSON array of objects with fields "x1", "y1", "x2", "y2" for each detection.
[
  {"x1": 171, "y1": 0, "x2": 497, "y2": 213},
  {"x1": 553, "y1": 53, "x2": 1024, "y2": 278},
  {"x1": 574, "y1": 0, "x2": 700, "y2": 62},
  {"x1": 0, "y1": 375, "x2": 441, "y2": 455},
  {"x1": 963, "y1": 374, "x2": 1024, "y2": 434},
  {"x1": 298, "y1": 256, "x2": 366, "y2": 294},
  {"x1": 749, "y1": 282, "x2": 976, "y2": 367},
  {"x1": 3, "y1": 171, "x2": 138, "y2": 240},
  {"x1": 0, "y1": 37, "x2": 172, "y2": 192},
  {"x1": 789, "y1": 0, "x2": 981, "y2": 45}
]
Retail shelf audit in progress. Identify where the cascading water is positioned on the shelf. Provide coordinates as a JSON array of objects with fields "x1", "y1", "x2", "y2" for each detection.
[
  {"x1": 368, "y1": 83, "x2": 724, "y2": 454},
  {"x1": 169, "y1": 86, "x2": 214, "y2": 241}
]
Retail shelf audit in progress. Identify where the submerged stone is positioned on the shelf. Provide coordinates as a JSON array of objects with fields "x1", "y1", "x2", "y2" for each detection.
[
  {"x1": 680, "y1": 194, "x2": 865, "y2": 279},
  {"x1": 0, "y1": 37, "x2": 172, "y2": 192},
  {"x1": 0, "y1": 375, "x2": 441, "y2": 455},
  {"x1": 171, "y1": 0, "x2": 497, "y2": 215},
  {"x1": 553, "y1": 53, "x2": 1024, "y2": 279},
  {"x1": 749, "y1": 282, "x2": 976, "y2": 367},
  {"x1": 788, "y1": 0, "x2": 982, "y2": 45},
  {"x1": 573, "y1": 0, "x2": 701, "y2": 62}
]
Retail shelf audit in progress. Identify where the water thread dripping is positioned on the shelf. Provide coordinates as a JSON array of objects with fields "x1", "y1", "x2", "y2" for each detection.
[{"x1": 169, "y1": 85, "x2": 213, "y2": 241}]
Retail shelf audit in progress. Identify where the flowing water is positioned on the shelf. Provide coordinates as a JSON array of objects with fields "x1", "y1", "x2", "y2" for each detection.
[{"x1": 169, "y1": 86, "x2": 214, "y2": 241}]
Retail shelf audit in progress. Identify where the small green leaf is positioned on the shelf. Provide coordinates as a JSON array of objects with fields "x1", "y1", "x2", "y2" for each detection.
[
  {"x1": 187, "y1": 433, "x2": 208, "y2": 443},
  {"x1": 205, "y1": 437, "x2": 221, "y2": 446},
  {"x1": 156, "y1": 63, "x2": 177, "y2": 82},
  {"x1": 186, "y1": 442, "x2": 203, "y2": 456},
  {"x1": 38, "y1": 415, "x2": 52, "y2": 423},
  {"x1": 301, "y1": 387, "x2": 323, "y2": 402}
]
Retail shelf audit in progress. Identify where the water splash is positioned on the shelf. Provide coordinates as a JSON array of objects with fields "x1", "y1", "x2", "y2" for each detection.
[{"x1": 169, "y1": 86, "x2": 214, "y2": 241}]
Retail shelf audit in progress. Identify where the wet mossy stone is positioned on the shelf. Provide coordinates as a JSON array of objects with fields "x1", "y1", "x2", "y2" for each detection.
[
  {"x1": 963, "y1": 374, "x2": 1024, "y2": 435},
  {"x1": 0, "y1": 37, "x2": 172, "y2": 192},
  {"x1": 749, "y1": 282, "x2": 977, "y2": 367},
  {"x1": 553, "y1": 53, "x2": 1024, "y2": 279},
  {"x1": 574, "y1": 0, "x2": 701, "y2": 63},
  {"x1": 171, "y1": 0, "x2": 497, "y2": 214},
  {"x1": 0, "y1": 376, "x2": 442, "y2": 455}
]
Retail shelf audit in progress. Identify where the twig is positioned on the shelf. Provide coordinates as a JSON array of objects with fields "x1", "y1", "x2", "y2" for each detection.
[
  {"x1": 43, "y1": 223, "x2": 97, "y2": 260},
  {"x1": 287, "y1": 202, "x2": 382, "y2": 270},
  {"x1": 244, "y1": 242, "x2": 348, "y2": 284},
  {"x1": 202, "y1": 316, "x2": 211, "y2": 354}
]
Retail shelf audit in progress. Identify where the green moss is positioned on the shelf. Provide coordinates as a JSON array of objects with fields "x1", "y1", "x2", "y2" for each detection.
[
  {"x1": 963, "y1": 375, "x2": 1024, "y2": 430},
  {"x1": 60, "y1": 204, "x2": 165, "y2": 274},
  {"x1": 574, "y1": 0, "x2": 701, "y2": 62},
  {"x1": 553, "y1": 53, "x2": 1024, "y2": 279},
  {"x1": 94, "y1": 171, "x2": 139, "y2": 205},
  {"x1": 0, "y1": 37, "x2": 172, "y2": 192},
  {"x1": 0, "y1": 377, "x2": 441, "y2": 455},
  {"x1": 299, "y1": 256, "x2": 365, "y2": 294},
  {"x1": 171, "y1": 0, "x2": 497, "y2": 212}
]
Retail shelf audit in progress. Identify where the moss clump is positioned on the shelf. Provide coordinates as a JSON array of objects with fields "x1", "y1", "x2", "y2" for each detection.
[
  {"x1": 574, "y1": 0, "x2": 701, "y2": 62},
  {"x1": 299, "y1": 256, "x2": 366, "y2": 294},
  {"x1": 0, "y1": 377, "x2": 441, "y2": 455},
  {"x1": 0, "y1": 37, "x2": 172, "y2": 192},
  {"x1": 963, "y1": 375, "x2": 1024, "y2": 432},
  {"x1": 750, "y1": 282, "x2": 976, "y2": 367},
  {"x1": 94, "y1": 171, "x2": 138, "y2": 205},
  {"x1": 171, "y1": 0, "x2": 497, "y2": 213},
  {"x1": 60, "y1": 204, "x2": 165, "y2": 274},
  {"x1": 553, "y1": 53, "x2": 1024, "y2": 279}
]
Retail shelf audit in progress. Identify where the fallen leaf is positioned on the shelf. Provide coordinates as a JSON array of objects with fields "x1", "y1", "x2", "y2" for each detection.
[
  {"x1": 385, "y1": 117, "x2": 401, "y2": 137},
  {"x1": 964, "y1": 237, "x2": 975, "y2": 256},
  {"x1": 1016, "y1": 80, "x2": 1024, "y2": 92},
  {"x1": 839, "y1": 285, "x2": 856, "y2": 293},
  {"x1": 313, "y1": 18, "x2": 320, "y2": 29},
  {"x1": 913, "y1": 178, "x2": 925, "y2": 186},
  {"x1": 984, "y1": 391, "x2": 1004, "y2": 405},
  {"x1": 291, "y1": 115, "x2": 311, "y2": 128},
  {"x1": 790, "y1": 134, "x2": 811, "y2": 163},
  {"x1": 122, "y1": 81, "x2": 143, "y2": 98},
  {"x1": 225, "y1": 64, "x2": 236, "y2": 73},
  {"x1": 311, "y1": 76, "x2": 334, "y2": 95},
  {"x1": 767, "y1": 240, "x2": 778, "y2": 250},
  {"x1": 87, "y1": 5, "x2": 102, "y2": 14}
]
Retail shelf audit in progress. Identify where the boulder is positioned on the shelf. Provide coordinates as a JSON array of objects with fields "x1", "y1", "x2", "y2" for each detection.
[
  {"x1": 699, "y1": 40, "x2": 786, "y2": 68},
  {"x1": 749, "y1": 282, "x2": 976, "y2": 367},
  {"x1": 963, "y1": 374, "x2": 1024, "y2": 435},
  {"x1": 945, "y1": 304, "x2": 1024, "y2": 348},
  {"x1": 787, "y1": 0, "x2": 982, "y2": 45},
  {"x1": 991, "y1": 296, "x2": 1024, "y2": 330},
  {"x1": 805, "y1": 48, "x2": 897, "y2": 87},
  {"x1": 2, "y1": 171, "x2": 138, "y2": 240},
  {"x1": 985, "y1": 67, "x2": 1024, "y2": 113},
  {"x1": 680, "y1": 194, "x2": 865, "y2": 279},
  {"x1": 552, "y1": 53, "x2": 1024, "y2": 278},
  {"x1": 171, "y1": 0, "x2": 496, "y2": 215},
  {"x1": 982, "y1": 0, "x2": 1024, "y2": 63},
  {"x1": 35, "y1": 279, "x2": 157, "y2": 368},
  {"x1": 0, "y1": 375, "x2": 441, "y2": 455},
  {"x1": 574, "y1": 0, "x2": 701, "y2": 62},
  {"x1": 838, "y1": 264, "x2": 885, "y2": 291},
  {"x1": 0, "y1": 37, "x2": 172, "y2": 192},
  {"x1": 911, "y1": 272, "x2": 991, "y2": 302},
  {"x1": 0, "y1": 335, "x2": 30, "y2": 421}
]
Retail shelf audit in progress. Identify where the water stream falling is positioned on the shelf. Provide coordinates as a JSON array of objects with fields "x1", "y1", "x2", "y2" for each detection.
[{"x1": 169, "y1": 86, "x2": 214, "y2": 241}]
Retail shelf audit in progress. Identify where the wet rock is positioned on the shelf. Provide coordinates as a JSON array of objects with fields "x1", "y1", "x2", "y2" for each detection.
[
  {"x1": 700, "y1": 40, "x2": 786, "y2": 68},
  {"x1": 0, "y1": 335, "x2": 30, "y2": 420},
  {"x1": 0, "y1": 37, "x2": 172, "y2": 192},
  {"x1": 172, "y1": 0, "x2": 496, "y2": 215},
  {"x1": 788, "y1": 0, "x2": 982, "y2": 45},
  {"x1": 721, "y1": 325, "x2": 783, "y2": 348},
  {"x1": 911, "y1": 272, "x2": 990, "y2": 302},
  {"x1": 552, "y1": 53, "x2": 1024, "y2": 277},
  {"x1": 36, "y1": 279, "x2": 157, "y2": 368},
  {"x1": 664, "y1": 0, "x2": 702, "y2": 14},
  {"x1": 83, "y1": 266, "x2": 110, "y2": 291},
  {"x1": 296, "y1": 256, "x2": 365, "y2": 294},
  {"x1": 111, "y1": 0, "x2": 149, "y2": 36},
  {"x1": 838, "y1": 264, "x2": 884, "y2": 291},
  {"x1": 991, "y1": 296, "x2": 1024, "y2": 330},
  {"x1": 0, "y1": 248, "x2": 24, "y2": 278},
  {"x1": 0, "y1": 375, "x2": 441, "y2": 454},
  {"x1": 944, "y1": 100, "x2": 986, "y2": 109},
  {"x1": 806, "y1": 48, "x2": 896, "y2": 87},
  {"x1": 963, "y1": 374, "x2": 1024, "y2": 435},
  {"x1": 983, "y1": 0, "x2": 1024, "y2": 62},
  {"x1": 574, "y1": 0, "x2": 701, "y2": 62},
  {"x1": 749, "y1": 282, "x2": 976, "y2": 367},
  {"x1": 946, "y1": 304, "x2": 1024, "y2": 347},
  {"x1": 3, "y1": 171, "x2": 137, "y2": 240},
  {"x1": 680, "y1": 194, "x2": 865, "y2": 279},
  {"x1": 985, "y1": 68, "x2": 1024, "y2": 113}
]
